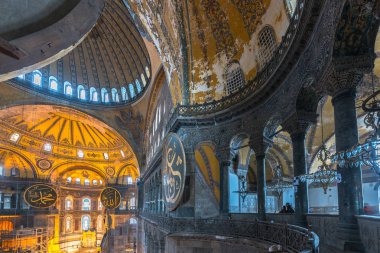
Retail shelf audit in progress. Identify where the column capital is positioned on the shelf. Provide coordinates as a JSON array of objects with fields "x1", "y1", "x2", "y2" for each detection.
[
  {"x1": 283, "y1": 112, "x2": 317, "y2": 138},
  {"x1": 321, "y1": 62, "x2": 368, "y2": 97},
  {"x1": 249, "y1": 135, "x2": 272, "y2": 157}
]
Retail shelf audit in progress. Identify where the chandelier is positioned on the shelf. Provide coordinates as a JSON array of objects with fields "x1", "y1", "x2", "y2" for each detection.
[
  {"x1": 266, "y1": 164, "x2": 293, "y2": 197},
  {"x1": 332, "y1": 75, "x2": 380, "y2": 176},
  {"x1": 296, "y1": 101, "x2": 341, "y2": 194}
]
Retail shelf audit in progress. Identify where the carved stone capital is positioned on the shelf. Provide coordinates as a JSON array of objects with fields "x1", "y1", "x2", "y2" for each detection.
[
  {"x1": 249, "y1": 135, "x2": 273, "y2": 157},
  {"x1": 322, "y1": 55, "x2": 373, "y2": 97},
  {"x1": 283, "y1": 112, "x2": 317, "y2": 138}
]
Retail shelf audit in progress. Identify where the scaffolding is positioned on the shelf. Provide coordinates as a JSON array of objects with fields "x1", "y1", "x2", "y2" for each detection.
[{"x1": 0, "y1": 227, "x2": 47, "y2": 253}]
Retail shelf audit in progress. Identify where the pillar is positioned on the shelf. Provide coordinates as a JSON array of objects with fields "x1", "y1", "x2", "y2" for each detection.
[
  {"x1": 332, "y1": 88, "x2": 364, "y2": 252},
  {"x1": 250, "y1": 135, "x2": 271, "y2": 221},
  {"x1": 284, "y1": 114, "x2": 316, "y2": 227},
  {"x1": 218, "y1": 148, "x2": 231, "y2": 215}
]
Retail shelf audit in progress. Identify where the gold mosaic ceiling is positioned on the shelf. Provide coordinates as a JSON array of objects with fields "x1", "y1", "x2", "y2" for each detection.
[{"x1": 127, "y1": 0, "x2": 295, "y2": 104}]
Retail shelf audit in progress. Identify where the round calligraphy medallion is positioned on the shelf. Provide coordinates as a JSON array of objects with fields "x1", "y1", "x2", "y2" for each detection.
[
  {"x1": 37, "y1": 159, "x2": 52, "y2": 171},
  {"x1": 100, "y1": 187, "x2": 121, "y2": 209},
  {"x1": 162, "y1": 133, "x2": 186, "y2": 211},
  {"x1": 24, "y1": 184, "x2": 57, "y2": 208}
]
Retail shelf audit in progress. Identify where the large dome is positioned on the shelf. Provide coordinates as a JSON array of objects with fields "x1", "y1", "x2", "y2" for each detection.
[{"x1": 8, "y1": 0, "x2": 151, "y2": 107}]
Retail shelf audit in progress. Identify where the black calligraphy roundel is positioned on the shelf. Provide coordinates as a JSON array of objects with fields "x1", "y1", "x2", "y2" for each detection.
[
  {"x1": 100, "y1": 187, "x2": 121, "y2": 209},
  {"x1": 24, "y1": 184, "x2": 57, "y2": 208},
  {"x1": 162, "y1": 133, "x2": 186, "y2": 211}
]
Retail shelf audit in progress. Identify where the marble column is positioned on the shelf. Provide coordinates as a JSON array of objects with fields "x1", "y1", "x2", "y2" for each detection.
[
  {"x1": 251, "y1": 136, "x2": 271, "y2": 221},
  {"x1": 218, "y1": 148, "x2": 231, "y2": 215},
  {"x1": 256, "y1": 154, "x2": 266, "y2": 220},
  {"x1": 332, "y1": 88, "x2": 364, "y2": 252}
]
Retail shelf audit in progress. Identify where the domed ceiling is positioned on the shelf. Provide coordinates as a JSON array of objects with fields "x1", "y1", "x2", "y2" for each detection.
[
  {"x1": 0, "y1": 105, "x2": 140, "y2": 182},
  {"x1": 9, "y1": 0, "x2": 151, "y2": 107},
  {"x1": 127, "y1": 0, "x2": 296, "y2": 104}
]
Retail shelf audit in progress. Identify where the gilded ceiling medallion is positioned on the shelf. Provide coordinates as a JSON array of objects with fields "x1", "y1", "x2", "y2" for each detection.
[
  {"x1": 106, "y1": 167, "x2": 115, "y2": 177},
  {"x1": 162, "y1": 133, "x2": 186, "y2": 211},
  {"x1": 36, "y1": 158, "x2": 53, "y2": 171}
]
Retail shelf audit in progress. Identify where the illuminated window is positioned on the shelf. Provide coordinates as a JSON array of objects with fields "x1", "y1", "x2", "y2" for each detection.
[
  {"x1": 32, "y1": 70, "x2": 42, "y2": 86},
  {"x1": 93, "y1": 180, "x2": 98, "y2": 185},
  {"x1": 82, "y1": 198, "x2": 91, "y2": 211},
  {"x1": 17, "y1": 74, "x2": 25, "y2": 79},
  {"x1": 11, "y1": 168, "x2": 19, "y2": 177},
  {"x1": 101, "y1": 88, "x2": 109, "y2": 103},
  {"x1": 145, "y1": 66, "x2": 150, "y2": 78},
  {"x1": 84, "y1": 179, "x2": 90, "y2": 186},
  {"x1": 65, "y1": 196, "x2": 73, "y2": 210},
  {"x1": 64, "y1": 81, "x2": 73, "y2": 96},
  {"x1": 141, "y1": 74, "x2": 147, "y2": 86},
  {"x1": 120, "y1": 150, "x2": 125, "y2": 158},
  {"x1": 77, "y1": 150, "x2": 84, "y2": 158},
  {"x1": 99, "y1": 179, "x2": 103, "y2": 185},
  {"x1": 111, "y1": 88, "x2": 119, "y2": 102},
  {"x1": 77, "y1": 85, "x2": 86, "y2": 100},
  {"x1": 226, "y1": 63, "x2": 245, "y2": 96},
  {"x1": 4, "y1": 195, "x2": 11, "y2": 209},
  {"x1": 82, "y1": 215, "x2": 91, "y2": 231},
  {"x1": 10, "y1": 133, "x2": 20, "y2": 142},
  {"x1": 65, "y1": 216, "x2": 72, "y2": 233},
  {"x1": 75, "y1": 178, "x2": 81, "y2": 184},
  {"x1": 49, "y1": 76, "x2": 58, "y2": 91},
  {"x1": 0, "y1": 166, "x2": 3, "y2": 176},
  {"x1": 121, "y1": 87, "x2": 128, "y2": 101},
  {"x1": 127, "y1": 176, "x2": 133, "y2": 185},
  {"x1": 285, "y1": 0, "x2": 297, "y2": 15},
  {"x1": 129, "y1": 83, "x2": 136, "y2": 98},
  {"x1": 103, "y1": 153, "x2": 109, "y2": 160},
  {"x1": 129, "y1": 218, "x2": 137, "y2": 224},
  {"x1": 98, "y1": 198, "x2": 102, "y2": 210},
  {"x1": 136, "y1": 80, "x2": 142, "y2": 93},
  {"x1": 43, "y1": 143, "x2": 52, "y2": 152},
  {"x1": 66, "y1": 177, "x2": 72, "y2": 183},
  {"x1": 90, "y1": 87, "x2": 99, "y2": 102},
  {"x1": 129, "y1": 196, "x2": 136, "y2": 210},
  {"x1": 258, "y1": 26, "x2": 277, "y2": 67},
  {"x1": 97, "y1": 215, "x2": 103, "y2": 231}
]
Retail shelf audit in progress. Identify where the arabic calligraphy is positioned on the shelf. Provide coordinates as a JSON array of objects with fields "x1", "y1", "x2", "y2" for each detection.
[
  {"x1": 24, "y1": 184, "x2": 57, "y2": 208},
  {"x1": 162, "y1": 133, "x2": 186, "y2": 211},
  {"x1": 100, "y1": 187, "x2": 121, "y2": 209}
]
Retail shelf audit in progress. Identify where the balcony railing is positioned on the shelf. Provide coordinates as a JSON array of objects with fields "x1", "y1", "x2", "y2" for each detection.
[{"x1": 140, "y1": 213, "x2": 319, "y2": 253}]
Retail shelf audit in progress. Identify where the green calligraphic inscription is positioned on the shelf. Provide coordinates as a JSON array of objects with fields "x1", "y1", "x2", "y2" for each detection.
[
  {"x1": 162, "y1": 133, "x2": 186, "y2": 211},
  {"x1": 100, "y1": 187, "x2": 121, "y2": 209},
  {"x1": 24, "y1": 184, "x2": 57, "y2": 208}
]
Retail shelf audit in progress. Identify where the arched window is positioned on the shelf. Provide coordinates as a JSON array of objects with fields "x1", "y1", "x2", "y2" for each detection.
[
  {"x1": 65, "y1": 216, "x2": 73, "y2": 233},
  {"x1": 84, "y1": 179, "x2": 90, "y2": 186},
  {"x1": 97, "y1": 215, "x2": 103, "y2": 231},
  {"x1": 129, "y1": 218, "x2": 137, "y2": 224},
  {"x1": 64, "y1": 82, "x2": 73, "y2": 96},
  {"x1": 66, "y1": 177, "x2": 72, "y2": 183},
  {"x1": 32, "y1": 70, "x2": 42, "y2": 86},
  {"x1": 121, "y1": 87, "x2": 128, "y2": 101},
  {"x1": 93, "y1": 180, "x2": 98, "y2": 185},
  {"x1": 77, "y1": 150, "x2": 84, "y2": 158},
  {"x1": 225, "y1": 63, "x2": 245, "y2": 96},
  {"x1": 75, "y1": 178, "x2": 81, "y2": 184},
  {"x1": 145, "y1": 66, "x2": 150, "y2": 78},
  {"x1": 135, "y1": 80, "x2": 142, "y2": 93},
  {"x1": 49, "y1": 76, "x2": 58, "y2": 91},
  {"x1": 11, "y1": 168, "x2": 19, "y2": 177},
  {"x1": 77, "y1": 85, "x2": 86, "y2": 100},
  {"x1": 129, "y1": 197, "x2": 136, "y2": 210},
  {"x1": 82, "y1": 198, "x2": 91, "y2": 211},
  {"x1": 129, "y1": 83, "x2": 136, "y2": 98},
  {"x1": 141, "y1": 74, "x2": 147, "y2": 87},
  {"x1": 90, "y1": 87, "x2": 98, "y2": 102},
  {"x1": 43, "y1": 143, "x2": 52, "y2": 152},
  {"x1": 101, "y1": 88, "x2": 109, "y2": 103},
  {"x1": 111, "y1": 88, "x2": 119, "y2": 102},
  {"x1": 10, "y1": 133, "x2": 20, "y2": 142},
  {"x1": 82, "y1": 215, "x2": 91, "y2": 231},
  {"x1": 65, "y1": 196, "x2": 73, "y2": 210},
  {"x1": 285, "y1": 0, "x2": 296, "y2": 16},
  {"x1": 0, "y1": 166, "x2": 3, "y2": 176},
  {"x1": 257, "y1": 26, "x2": 277, "y2": 67},
  {"x1": 98, "y1": 198, "x2": 103, "y2": 210}
]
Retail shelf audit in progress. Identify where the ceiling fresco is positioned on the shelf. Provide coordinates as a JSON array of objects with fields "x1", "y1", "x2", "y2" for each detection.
[
  {"x1": 0, "y1": 105, "x2": 140, "y2": 182},
  {"x1": 127, "y1": 0, "x2": 293, "y2": 104}
]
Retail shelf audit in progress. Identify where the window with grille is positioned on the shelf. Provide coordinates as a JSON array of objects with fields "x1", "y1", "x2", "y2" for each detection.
[
  {"x1": 257, "y1": 26, "x2": 277, "y2": 68},
  {"x1": 226, "y1": 63, "x2": 245, "y2": 96}
]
